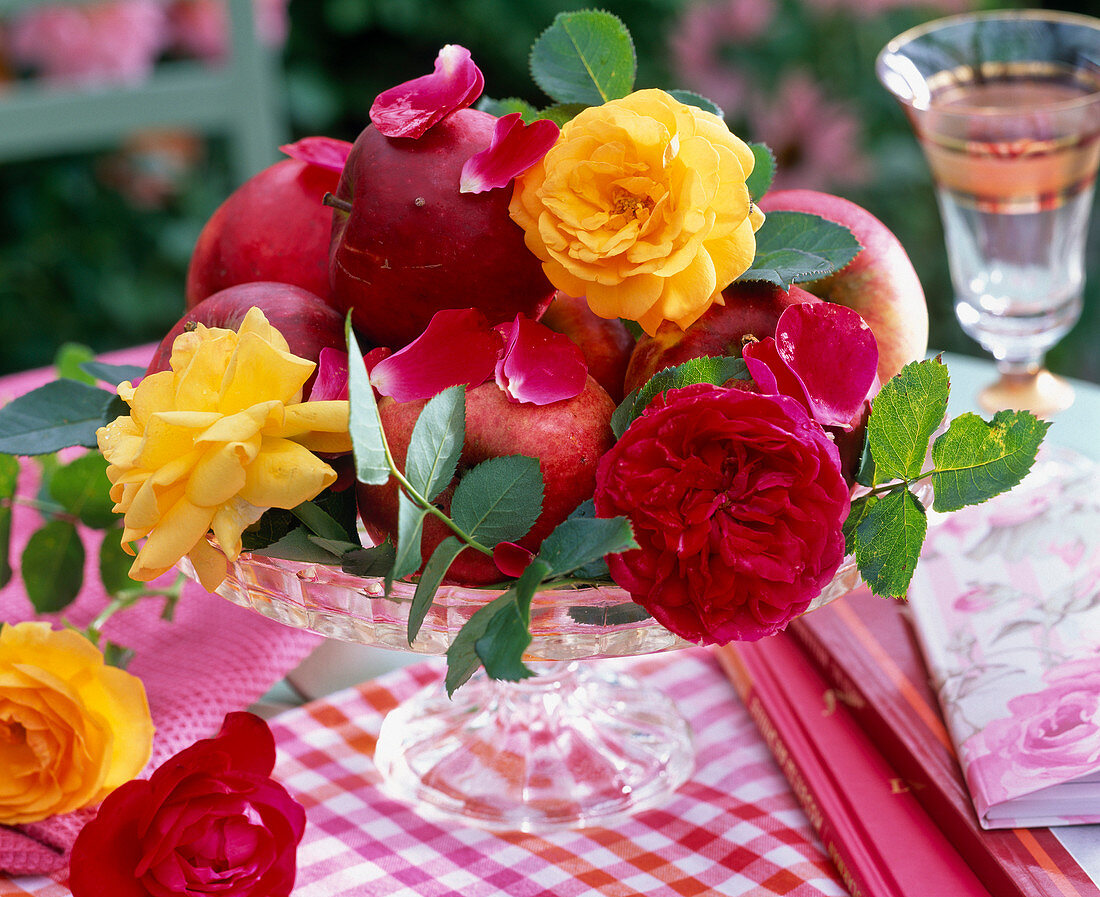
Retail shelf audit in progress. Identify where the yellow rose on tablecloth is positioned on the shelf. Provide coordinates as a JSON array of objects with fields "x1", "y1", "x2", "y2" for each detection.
[
  {"x1": 509, "y1": 88, "x2": 765, "y2": 336},
  {"x1": 96, "y1": 307, "x2": 352, "y2": 592},
  {"x1": 0, "y1": 622, "x2": 153, "y2": 825}
]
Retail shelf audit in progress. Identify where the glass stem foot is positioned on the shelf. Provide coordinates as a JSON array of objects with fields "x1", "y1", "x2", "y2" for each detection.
[{"x1": 979, "y1": 364, "x2": 1075, "y2": 417}]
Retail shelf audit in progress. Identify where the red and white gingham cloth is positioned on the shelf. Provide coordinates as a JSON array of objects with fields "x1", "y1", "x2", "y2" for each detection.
[{"x1": 1, "y1": 648, "x2": 848, "y2": 897}]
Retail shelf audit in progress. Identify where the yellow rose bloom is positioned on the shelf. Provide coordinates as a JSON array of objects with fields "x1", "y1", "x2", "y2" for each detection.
[
  {"x1": 510, "y1": 88, "x2": 765, "y2": 335},
  {"x1": 0, "y1": 622, "x2": 153, "y2": 825},
  {"x1": 96, "y1": 307, "x2": 352, "y2": 591}
]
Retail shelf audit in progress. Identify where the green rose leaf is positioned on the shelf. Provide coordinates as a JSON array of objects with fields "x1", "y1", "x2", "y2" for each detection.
[
  {"x1": 80, "y1": 361, "x2": 145, "y2": 387},
  {"x1": 745, "y1": 142, "x2": 775, "y2": 202},
  {"x1": 530, "y1": 10, "x2": 636, "y2": 105},
  {"x1": 842, "y1": 494, "x2": 877, "y2": 556},
  {"x1": 291, "y1": 499, "x2": 356, "y2": 543},
  {"x1": 445, "y1": 591, "x2": 518, "y2": 696},
  {"x1": 341, "y1": 540, "x2": 397, "y2": 577},
  {"x1": 50, "y1": 452, "x2": 116, "y2": 529},
  {"x1": 405, "y1": 385, "x2": 464, "y2": 502},
  {"x1": 612, "y1": 355, "x2": 748, "y2": 438},
  {"x1": 408, "y1": 535, "x2": 467, "y2": 644},
  {"x1": 0, "y1": 380, "x2": 118, "y2": 455},
  {"x1": 537, "y1": 514, "x2": 637, "y2": 578},
  {"x1": 930, "y1": 410, "x2": 1050, "y2": 512},
  {"x1": 667, "y1": 89, "x2": 723, "y2": 118},
  {"x1": 390, "y1": 492, "x2": 427, "y2": 585},
  {"x1": 738, "y1": 211, "x2": 861, "y2": 288},
  {"x1": 22, "y1": 519, "x2": 85, "y2": 613},
  {"x1": 55, "y1": 343, "x2": 98, "y2": 385},
  {"x1": 475, "y1": 561, "x2": 547, "y2": 682},
  {"x1": 854, "y1": 486, "x2": 927, "y2": 598},
  {"x1": 451, "y1": 455, "x2": 543, "y2": 545},
  {"x1": 568, "y1": 602, "x2": 652, "y2": 626},
  {"x1": 98, "y1": 523, "x2": 136, "y2": 595},
  {"x1": 0, "y1": 454, "x2": 16, "y2": 590},
  {"x1": 867, "y1": 357, "x2": 950, "y2": 483},
  {"x1": 477, "y1": 96, "x2": 541, "y2": 122},
  {"x1": 346, "y1": 319, "x2": 390, "y2": 486},
  {"x1": 250, "y1": 526, "x2": 346, "y2": 564},
  {"x1": 536, "y1": 102, "x2": 589, "y2": 127}
]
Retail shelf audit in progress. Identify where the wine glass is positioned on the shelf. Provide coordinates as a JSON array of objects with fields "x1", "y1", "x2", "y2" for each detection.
[
  {"x1": 183, "y1": 548, "x2": 864, "y2": 832},
  {"x1": 876, "y1": 10, "x2": 1100, "y2": 416}
]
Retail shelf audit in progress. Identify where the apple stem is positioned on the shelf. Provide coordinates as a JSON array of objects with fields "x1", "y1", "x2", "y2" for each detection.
[{"x1": 322, "y1": 192, "x2": 353, "y2": 214}]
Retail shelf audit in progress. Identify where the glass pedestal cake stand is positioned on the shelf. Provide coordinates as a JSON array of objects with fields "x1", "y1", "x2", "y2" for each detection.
[{"x1": 183, "y1": 549, "x2": 863, "y2": 832}]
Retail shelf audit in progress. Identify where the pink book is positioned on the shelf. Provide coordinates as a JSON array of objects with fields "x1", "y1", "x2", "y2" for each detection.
[
  {"x1": 907, "y1": 453, "x2": 1100, "y2": 830},
  {"x1": 717, "y1": 635, "x2": 993, "y2": 897}
]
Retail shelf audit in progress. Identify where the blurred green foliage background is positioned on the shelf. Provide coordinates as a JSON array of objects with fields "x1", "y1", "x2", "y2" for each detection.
[{"x1": 1, "y1": 0, "x2": 1096, "y2": 384}]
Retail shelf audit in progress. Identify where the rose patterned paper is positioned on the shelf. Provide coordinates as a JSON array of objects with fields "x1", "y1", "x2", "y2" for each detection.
[{"x1": 908, "y1": 450, "x2": 1100, "y2": 830}]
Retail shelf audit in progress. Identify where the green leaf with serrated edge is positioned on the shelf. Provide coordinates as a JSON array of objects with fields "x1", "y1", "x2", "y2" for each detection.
[
  {"x1": 537, "y1": 515, "x2": 637, "y2": 578},
  {"x1": 22, "y1": 519, "x2": 85, "y2": 613},
  {"x1": 867, "y1": 358, "x2": 950, "y2": 483},
  {"x1": 451, "y1": 455, "x2": 543, "y2": 545},
  {"x1": 390, "y1": 492, "x2": 427, "y2": 587},
  {"x1": 745, "y1": 142, "x2": 775, "y2": 202},
  {"x1": 612, "y1": 356, "x2": 748, "y2": 438},
  {"x1": 408, "y1": 535, "x2": 467, "y2": 645},
  {"x1": 855, "y1": 487, "x2": 927, "y2": 598},
  {"x1": 309, "y1": 536, "x2": 361, "y2": 557},
  {"x1": 476, "y1": 96, "x2": 541, "y2": 122},
  {"x1": 854, "y1": 430, "x2": 876, "y2": 488},
  {"x1": 242, "y1": 487, "x2": 358, "y2": 553},
  {"x1": 569, "y1": 602, "x2": 652, "y2": 625},
  {"x1": 0, "y1": 380, "x2": 117, "y2": 455},
  {"x1": 101, "y1": 641, "x2": 136, "y2": 670},
  {"x1": 530, "y1": 10, "x2": 636, "y2": 105},
  {"x1": 55, "y1": 343, "x2": 97, "y2": 385},
  {"x1": 346, "y1": 319, "x2": 389, "y2": 486},
  {"x1": 80, "y1": 361, "x2": 145, "y2": 387},
  {"x1": 99, "y1": 523, "x2": 135, "y2": 594},
  {"x1": 291, "y1": 499, "x2": 354, "y2": 542},
  {"x1": 536, "y1": 102, "x2": 588, "y2": 127},
  {"x1": 843, "y1": 494, "x2": 877, "y2": 557},
  {"x1": 341, "y1": 541, "x2": 396, "y2": 577},
  {"x1": 445, "y1": 591, "x2": 517, "y2": 695},
  {"x1": 405, "y1": 386, "x2": 464, "y2": 502},
  {"x1": 667, "y1": 89, "x2": 723, "y2": 118},
  {"x1": 250, "y1": 526, "x2": 345, "y2": 564},
  {"x1": 475, "y1": 561, "x2": 547, "y2": 682},
  {"x1": 737, "y1": 211, "x2": 861, "y2": 288},
  {"x1": 930, "y1": 410, "x2": 1049, "y2": 512},
  {"x1": 50, "y1": 452, "x2": 116, "y2": 529}
]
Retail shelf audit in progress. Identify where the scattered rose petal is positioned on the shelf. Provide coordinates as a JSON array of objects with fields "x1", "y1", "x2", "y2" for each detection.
[
  {"x1": 495, "y1": 314, "x2": 588, "y2": 405},
  {"x1": 743, "y1": 337, "x2": 806, "y2": 407},
  {"x1": 279, "y1": 136, "x2": 353, "y2": 172},
  {"x1": 460, "y1": 113, "x2": 560, "y2": 194},
  {"x1": 370, "y1": 309, "x2": 502, "y2": 402},
  {"x1": 774, "y1": 302, "x2": 878, "y2": 429},
  {"x1": 370, "y1": 44, "x2": 484, "y2": 139},
  {"x1": 493, "y1": 541, "x2": 534, "y2": 578},
  {"x1": 309, "y1": 347, "x2": 349, "y2": 401}
]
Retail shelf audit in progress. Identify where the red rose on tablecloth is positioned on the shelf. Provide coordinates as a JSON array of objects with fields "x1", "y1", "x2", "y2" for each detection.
[
  {"x1": 594, "y1": 383, "x2": 850, "y2": 644},
  {"x1": 68, "y1": 712, "x2": 305, "y2": 897}
]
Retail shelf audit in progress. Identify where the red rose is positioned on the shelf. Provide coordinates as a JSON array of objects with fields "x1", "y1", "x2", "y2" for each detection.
[
  {"x1": 69, "y1": 712, "x2": 305, "y2": 897},
  {"x1": 594, "y1": 383, "x2": 850, "y2": 644}
]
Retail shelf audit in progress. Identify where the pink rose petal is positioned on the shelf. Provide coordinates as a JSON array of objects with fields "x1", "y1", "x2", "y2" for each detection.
[
  {"x1": 774, "y1": 302, "x2": 878, "y2": 429},
  {"x1": 493, "y1": 541, "x2": 534, "y2": 578},
  {"x1": 494, "y1": 314, "x2": 588, "y2": 405},
  {"x1": 460, "y1": 113, "x2": 560, "y2": 194},
  {"x1": 742, "y1": 337, "x2": 806, "y2": 407},
  {"x1": 370, "y1": 44, "x2": 484, "y2": 139},
  {"x1": 308, "y1": 347, "x2": 349, "y2": 401},
  {"x1": 279, "y1": 136, "x2": 353, "y2": 173},
  {"x1": 370, "y1": 308, "x2": 502, "y2": 402}
]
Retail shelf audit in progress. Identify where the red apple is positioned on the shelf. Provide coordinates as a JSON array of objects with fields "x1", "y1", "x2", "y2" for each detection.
[
  {"x1": 328, "y1": 108, "x2": 555, "y2": 349},
  {"x1": 539, "y1": 291, "x2": 635, "y2": 403},
  {"x1": 357, "y1": 376, "x2": 616, "y2": 586},
  {"x1": 757, "y1": 189, "x2": 928, "y2": 384},
  {"x1": 147, "y1": 282, "x2": 346, "y2": 387},
  {"x1": 624, "y1": 281, "x2": 821, "y2": 395},
  {"x1": 185, "y1": 157, "x2": 342, "y2": 308}
]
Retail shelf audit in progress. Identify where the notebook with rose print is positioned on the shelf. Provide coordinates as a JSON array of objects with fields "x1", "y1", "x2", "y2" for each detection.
[{"x1": 907, "y1": 450, "x2": 1100, "y2": 830}]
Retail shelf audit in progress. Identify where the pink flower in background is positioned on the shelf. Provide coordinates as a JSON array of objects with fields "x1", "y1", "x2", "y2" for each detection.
[
  {"x1": 167, "y1": 0, "x2": 289, "y2": 63},
  {"x1": 965, "y1": 653, "x2": 1100, "y2": 807},
  {"x1": 668, "y1": 0, "x2": 775, "y2": 117},
  {"x1": 748, "y1": 71, "x2": 871, "y2": 192},
  {"x1": 8, "y1": 1, "x2": 167, "y2": 86}
]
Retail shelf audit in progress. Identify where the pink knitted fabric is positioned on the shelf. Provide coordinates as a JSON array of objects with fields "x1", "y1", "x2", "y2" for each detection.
[{"x1": 0, "y1": 348, "x2": 323, "y2": 876}]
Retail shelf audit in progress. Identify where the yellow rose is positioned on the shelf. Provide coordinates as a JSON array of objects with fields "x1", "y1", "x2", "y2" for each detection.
[
  {"x1": 96, "y1": 307, "x2": 352, "y2": 591},
  {"x1": 510, "y1": 88, "x2": 765, "y2": 335},
  {"x1": 0, "y1": 622, "x2": 153, "y2": 825}
]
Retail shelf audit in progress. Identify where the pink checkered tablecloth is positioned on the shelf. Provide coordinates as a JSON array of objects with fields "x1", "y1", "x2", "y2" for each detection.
[{"x1": 0, "y1": 648, "x2": 848, "y2": 897}]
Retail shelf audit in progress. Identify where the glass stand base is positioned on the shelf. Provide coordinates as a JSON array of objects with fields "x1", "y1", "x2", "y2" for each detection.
[
  {"x1": 373, "y1": 660, "x2": 695, "y2": 832},
  {"x1": 979, "y1": 367, "x2": 1075, "y2": 418}
]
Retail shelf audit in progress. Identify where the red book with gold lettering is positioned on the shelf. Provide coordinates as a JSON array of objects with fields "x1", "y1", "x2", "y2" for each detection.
[
  {"x1": 786, "y1": 587, "x2": 1099, "y2": 897},
  {"x1": 717, "y1": 635, "x2": 993, "y2": 897}
]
